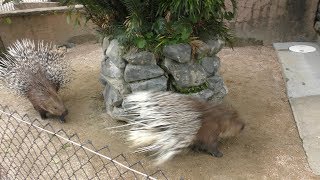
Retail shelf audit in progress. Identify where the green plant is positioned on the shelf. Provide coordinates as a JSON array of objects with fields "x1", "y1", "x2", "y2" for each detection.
[
  {"x1": 172, "y1": 81, "x2": 209, "y2": 94},
  {"x1": 9, "y1": 0, "x2": 237, "y2": 53}
]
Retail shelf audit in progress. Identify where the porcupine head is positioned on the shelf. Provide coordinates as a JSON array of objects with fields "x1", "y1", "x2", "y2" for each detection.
[
  {"x1": 26, "y1": 71, "x2": 68, "y2": 122},
  {"x1": 193, "y1": 100, "x2": 245, "y2": 158},
  {"x1": 0, "y1": 39, "x2": 69, "y2": 122}
]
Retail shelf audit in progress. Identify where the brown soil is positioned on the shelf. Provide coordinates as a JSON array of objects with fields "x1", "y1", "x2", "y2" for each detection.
[{"x1": 0, "y1": 43, "x2": 319, "y2": 179}]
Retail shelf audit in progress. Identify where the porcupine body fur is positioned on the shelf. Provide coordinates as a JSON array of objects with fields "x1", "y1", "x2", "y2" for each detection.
[
  {"x1": 0, "y1": 39, "x2": 69, "y2": 122},
  {"x1": 117, "y1": 91, "x2": 245, "y2": 165}
]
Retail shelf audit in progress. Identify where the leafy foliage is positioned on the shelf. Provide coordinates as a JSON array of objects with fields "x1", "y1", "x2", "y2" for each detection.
[
  {"x1": 173, "y1": 81, "x2": 209, "y2": 94},
  {"x1": 63, "y1": 0, "x2": 236, "y2": 51}
]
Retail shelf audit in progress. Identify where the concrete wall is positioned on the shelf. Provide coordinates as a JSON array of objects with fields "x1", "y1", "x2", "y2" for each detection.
[
  {"x1": 0, "y1": 6, "x2": 97, "y2": 47},
  {"x1": 229, "y1": 0, "x2": 319, "y2": 44},
  {"x1": 1, "y1": 1, "x2": 318, "y2": 46},
  {"x1": 315, "y1": 1, "x2": 320, "y2": 44}
]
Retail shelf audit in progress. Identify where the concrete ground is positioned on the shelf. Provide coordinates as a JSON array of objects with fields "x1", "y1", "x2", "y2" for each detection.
[
  {"x1": 0, "y1": 43, "x2": 319, "y2": 179},
  {"x1": 274, "y1": 42, "x2": 320, "y2": 175}
]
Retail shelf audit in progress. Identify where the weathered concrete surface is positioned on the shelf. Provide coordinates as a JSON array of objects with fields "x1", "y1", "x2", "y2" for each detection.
[
  {"x1": 14, "y1": 2, "x2": 60, "y2": 10},
  {"x1": 273, "y1": 42, "x2": 320, "y2": 98},
  {"x1": 229, "y1": 0, "x2": 318, "y2": 44},
  {"x1": 0, "y1": 5, "x2": 96, "y2": 47},
  {"x1": 290, "y1": 96, "x2": 320, "y2": 175},
  {"x1": 274, "y1": 42, "x2": 320, "y2": 175}
]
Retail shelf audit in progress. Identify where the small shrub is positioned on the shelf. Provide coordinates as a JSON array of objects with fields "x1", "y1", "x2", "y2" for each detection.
[{"x1": 54, "y1": 0, "x2": 237, "y2": 52}]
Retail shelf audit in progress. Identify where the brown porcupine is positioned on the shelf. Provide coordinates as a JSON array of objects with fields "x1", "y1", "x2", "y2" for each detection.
[
  {"x1": 0, "y1": 39, "x2": 69, "y2": 122},
  {"x1": 115, "y1": 91, "x2": 245, "y2": 165}
]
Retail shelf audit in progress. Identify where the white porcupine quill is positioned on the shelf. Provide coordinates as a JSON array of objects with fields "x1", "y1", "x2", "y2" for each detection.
[
  {"x1": 0, "y1": 39, "x2": 69, "y2": 94},
  {"x1": 112, "y1": 91, "x2": 203, "y2": 165}
]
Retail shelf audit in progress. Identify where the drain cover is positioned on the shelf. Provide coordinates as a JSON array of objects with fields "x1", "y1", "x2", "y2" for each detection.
[{"x1": 289, "y1": 45, "x2": 316, "y2": 53}]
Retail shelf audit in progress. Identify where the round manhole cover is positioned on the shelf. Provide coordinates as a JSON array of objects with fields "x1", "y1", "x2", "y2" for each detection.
[{"x1": 289, "y1": 45, "x2": 316, "y2": 53}]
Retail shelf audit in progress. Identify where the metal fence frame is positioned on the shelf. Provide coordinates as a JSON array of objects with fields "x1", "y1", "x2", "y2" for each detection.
[{"x1": 0, "y1": 104, "x2": 168, "y2": 179}]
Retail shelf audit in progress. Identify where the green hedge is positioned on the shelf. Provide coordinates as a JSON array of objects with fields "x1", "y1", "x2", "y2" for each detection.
[{"x1": 63, "y1": 0, "x2": 236, "y2": 52}]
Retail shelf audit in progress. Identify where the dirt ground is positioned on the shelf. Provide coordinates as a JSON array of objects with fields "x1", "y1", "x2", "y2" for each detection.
[{"x1": 0, "y1": 42, "x2": 319, "y2": 179}]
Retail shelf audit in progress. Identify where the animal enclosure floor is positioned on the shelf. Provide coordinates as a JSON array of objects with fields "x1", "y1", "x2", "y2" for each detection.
[
  {"x1": 274, "y1": 42, "x2": 320, "y2": 175},
  {"x1": 0, "y1": 43, "x2": 319, "y2": 179}
]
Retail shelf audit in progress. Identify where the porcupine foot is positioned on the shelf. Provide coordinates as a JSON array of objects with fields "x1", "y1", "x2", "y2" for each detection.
[
  {"x1": 59, "y1": 117, "x2": 65, "y2": 123},
  {"x1": 58, "y1": 109, "x2": 68, "y2": 123},
  {"x1": 209, "y1": 142, "x2": 223, "y2": 157},
  {"x1": 39, "y1": 110, "x2": 48, "y2": 120},
  {"x1": 191, "y1": 142, "x2": 205, "y2": 153}
]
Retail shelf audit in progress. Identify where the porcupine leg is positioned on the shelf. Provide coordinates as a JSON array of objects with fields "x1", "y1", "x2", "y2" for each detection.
[
  {"x1": 191, "y1": 141, "x2": 205, "y2": 153},
  {"x1": 59, "y1": 109, "x2": 68, "y2": 123},
  {"x1": 38, "y1": 110, "x2": 48, "y2": 119},
  {"x1": 190, "y1": 144, "x2": 200, "y2": 152},
  {"x1": 209, "y1": 141, "x2": 223, "y2": 157}
]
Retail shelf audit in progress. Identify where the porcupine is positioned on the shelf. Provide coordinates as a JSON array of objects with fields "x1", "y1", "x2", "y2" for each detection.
[
  {"x1": 115, "y1": 91, "x2": 245, "y2": 165},
  {"x1": 0, "y1": 39, "x2": 69, "y2": 122}
]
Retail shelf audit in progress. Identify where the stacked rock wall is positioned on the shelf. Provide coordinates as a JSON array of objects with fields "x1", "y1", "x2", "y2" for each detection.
[{"x1": 100, "y1": 38, "x2": 227, "y2": 121}]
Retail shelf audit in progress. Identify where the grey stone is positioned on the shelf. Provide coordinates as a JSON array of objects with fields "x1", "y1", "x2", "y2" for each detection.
[
  {"x1": 108, "y1": 55, "x2": 126, "y2": 69},
  {"x1": 103, "y1": 83, "x2": 123, "y2": 107},
  {"x1": 99, "y1": 75, "x2": 107, "y2": 86},
  {"x1": 124, "y1": 51, "x2": 156, "y2": 65},
  {"x1": 315, "y1": 21, "x2": 320, "y2": 32},
  {"x1": 104, "y1": 98, "x2": 113, "y2": 112},
  {"x1": 207, "y1": 75, "x2": 228, "y2": 99},
  {"x1": 163, "y1": 58, "x2": 207, "y2": 87},
  {"x1": 206, "y1": 39, "x2": 225, "y2": 56},
  {"x1": 129, "y1": 76, "x2": 168, "y2": 92},
  {"x1": 100, "y1": 74, "x2": 130, "y2": 95},
  {"x1": 105, "y1": 39, "x2": 124, "y2": 58},
  {"x1": 121, "y1": 98, "x2": 130, "y2": 109},
  {"x1": 189, "y1": 89, "x2": 214, "y2": 100},
  {"x1": 201, "y1": 56, "x2": 220, "y2": 75},
  {"x1": 110, "y1": 107, "x2": 129, "y2": 122},
  {"x1": 163, "y1": 44, "x2": 191, "y2": 63},
  {"x1": 101, "y1": 59, "x2": 123, "y2": 78},
  {"x1": 102, "y1": 36, "x2": 110, "y2": 55},
  {"x1": 210, "y1": 92, "x2": 227, "y2": 104},
  {"x1": 124, "y1": 64, "x2": 164, "y2": 82},
  {"x1": 196, "y1": 42, "x2": 210, "y2": 58},
  {"x1": 122, "y1": 97, "x2": 138, "y2": 111},
  {"x1": 103, "y1": 92, "x2": 114, "y2": 113}
]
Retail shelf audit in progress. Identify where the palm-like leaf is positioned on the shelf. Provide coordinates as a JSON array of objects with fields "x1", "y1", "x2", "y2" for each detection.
[{"x1": 58, "y1": 0, "x2": 237, "y2": 50}]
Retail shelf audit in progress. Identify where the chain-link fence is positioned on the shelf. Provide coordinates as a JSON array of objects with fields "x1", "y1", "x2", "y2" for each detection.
[{"x1": 0, "y1": 104, "x2": 168, "y2": 179}]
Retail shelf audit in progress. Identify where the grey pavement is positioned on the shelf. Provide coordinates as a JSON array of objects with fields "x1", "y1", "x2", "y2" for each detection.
[{"x1": 274, "y1": 42, "x2": 320, "y2": 175}]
